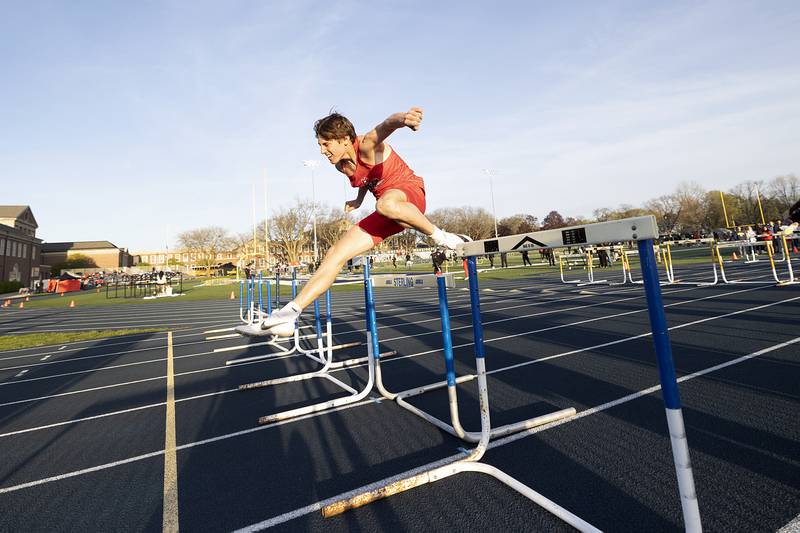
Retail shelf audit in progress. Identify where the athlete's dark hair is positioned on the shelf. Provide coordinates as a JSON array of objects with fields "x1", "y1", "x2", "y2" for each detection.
[{"x1": 314, "y1": 112, "x2": 356, "y2": 141}]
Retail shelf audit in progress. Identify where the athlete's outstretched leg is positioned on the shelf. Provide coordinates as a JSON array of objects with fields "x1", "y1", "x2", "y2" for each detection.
[
  {"x1": 236, "y1": 225, "x2": 375, "y2": 337},
  {"x1": 376, "y1": 189, "x2": 468, "y2": 249}
]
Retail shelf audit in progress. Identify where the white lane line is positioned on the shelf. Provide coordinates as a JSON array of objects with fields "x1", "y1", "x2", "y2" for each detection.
[
  {"x1": 14, "y1": 370, "x2": 28, "y2": 378},
  {"x1": 234, "y1": 336, "x2": 800, "y2": 531},
  {"x1": 0, "y1": 399, "x2": 376, "y2": 495},
  {"x1": 0, "y1": 288, "x2": 544, "y2": 364},
  {"x1": 778, "y1": 513, "x2": 800, "y2": 533},
  {"x1": 58, "y1": 346, "x2": 66, "y2": 351},
  {"x1": 0, "y1": 282, "x2": 746, "y2": 386},
  {"x1": 0, "y1": 283, "x2": 653, "y2": 371},
  {"x1": 1, "y1": 284, "x2": 794, "y2": 440},
  {"x1": 0, "y1": 280, "x2": 774, "y2": 411},
  {"x1": 40, "y1": 355, "x2": 51, "y2": 361}
]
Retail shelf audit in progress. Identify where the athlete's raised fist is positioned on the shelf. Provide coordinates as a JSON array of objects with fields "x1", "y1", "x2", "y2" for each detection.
[{"x1": 403, "y1": 107, "x2": 423, "y2": 131}]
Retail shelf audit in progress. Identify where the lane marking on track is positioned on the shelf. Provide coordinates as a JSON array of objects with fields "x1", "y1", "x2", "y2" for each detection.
[
  {"x1": 0, "y1": 291, "x2": 796, "y2": 495},
  {"x1": 58, "y1": 346, "x2": 66, "y2": 351},
  {"x1": 233, "y1": 335, "x2": 800, "y2": 531},
  {"x1": 14, "y1": 370, "x2": 28, "y2": 378},
  {"x1": 778, "y1": 513, "x2": 800, "y2": 533},
  {"x1": 0, "y1": 281, "x2": 777, "y2": 411},
  {"x1": 0, "y1": 274, "x2": 720, "y2": 376},
  {"x1": 163, "y1": 331, "x2": 179, "y2": 532},
  {"x1": 0, "y1": 399, "x2": 376, "y2": 494}
]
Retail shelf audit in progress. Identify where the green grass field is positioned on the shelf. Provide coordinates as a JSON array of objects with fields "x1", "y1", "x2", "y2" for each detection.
[{"x1": 0, "y1": 329, "x2": 167, "y2": 350}]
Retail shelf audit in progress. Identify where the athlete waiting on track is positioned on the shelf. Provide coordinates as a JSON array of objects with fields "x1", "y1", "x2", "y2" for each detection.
[{"x1": 237, "y1": 108, "x2": 468, "y2": 337}]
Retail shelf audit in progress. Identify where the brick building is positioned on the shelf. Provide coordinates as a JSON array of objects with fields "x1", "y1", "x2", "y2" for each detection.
[
  {"x1": 41, "y1": 241, "x2": 133, "y2": 270},
  {"x1": 0, "y1": 205, "x2": 44, "y2": 287}
]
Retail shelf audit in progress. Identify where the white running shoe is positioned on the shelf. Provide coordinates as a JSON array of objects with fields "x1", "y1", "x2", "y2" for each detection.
[
  {"x1": 235, "y1": 322, "x2": 274, "y2": 337},
  {"x1": 260, "y1": 303, "x2": 302, "y2": 337},
  {"x1": 440, "y1": 232, "x2": 472, "y2": 251}
]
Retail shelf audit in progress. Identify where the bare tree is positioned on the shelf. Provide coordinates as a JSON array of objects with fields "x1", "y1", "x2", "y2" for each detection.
[
  {"x1": 177, "y1": 226, "x2": 234, "y2": 275},
  {"x1": 428, "y1": 206, "x2": 495, "y2": 240},
  {"x1": 316, "y1": 208, "x2": 353, "y2": 256},
  {"x1": 766, "y1": 174, "x2": 799, "y2": 219},
  {"x1": 269, "y1": 199, "x2": 315, "y2": 264},
  {"x1": 644, "y1": 195, "x2": 682, "y2": 234}
]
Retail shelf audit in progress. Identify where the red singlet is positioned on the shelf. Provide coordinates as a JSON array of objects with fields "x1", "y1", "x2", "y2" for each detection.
[{"x1": 350, "y1": 137, "x2": 426, "y2": 244}]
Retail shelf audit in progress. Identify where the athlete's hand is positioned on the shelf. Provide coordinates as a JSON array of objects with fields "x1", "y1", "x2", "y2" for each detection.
[
  {"x1": 403, "y1": 107, "x2": 423, "y2": 131},
  {"x1": 345, "y1": 199, "x2": 362, "y2": 213}
]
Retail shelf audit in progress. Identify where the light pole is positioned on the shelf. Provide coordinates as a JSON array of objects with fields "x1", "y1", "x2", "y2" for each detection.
[
  {"x1": 482, "y1": 168, "x2": 499, "y2": 238},
  {"x1": 303, "y1": 160, "x2": 319, "y2": 264}
]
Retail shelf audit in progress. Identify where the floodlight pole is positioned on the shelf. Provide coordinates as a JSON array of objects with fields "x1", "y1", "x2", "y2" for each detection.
[
  {"x1": 263, "y1": 171, "x2": 270, "y2": 269},
  {"x1": 482, "y1": 168, "x2": 499, "y2": 239},
  {"x1": 303, "y1": 160, "x2": 320, "y2": 263}
]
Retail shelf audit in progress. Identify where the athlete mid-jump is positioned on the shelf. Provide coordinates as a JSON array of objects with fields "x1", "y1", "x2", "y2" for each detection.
[{"x1": 237, "y1": 108, "x2": 468, "y2": 337}]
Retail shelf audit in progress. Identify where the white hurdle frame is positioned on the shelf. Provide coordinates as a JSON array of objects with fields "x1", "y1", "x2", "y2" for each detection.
[
  {"x1": 324, "y1": 216, "x2": 702, "y2": 533},
  {"x1": 244, "y1": 261, "x2": 396, "y2": 425},
  {"x1": 714, "y1": 236, "x2": 796, "y2": 286},
  {"x1": 225, "y1": 270, "x2": 363, "y2": 365},
  {"x1": 558, "y1": 250, "x2": 608, "y2": 286}
]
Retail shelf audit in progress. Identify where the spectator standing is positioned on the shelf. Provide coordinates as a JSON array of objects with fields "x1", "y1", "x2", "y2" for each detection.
[{"x1": 521, "y1": 250, "x2": 532, "y2": 266}]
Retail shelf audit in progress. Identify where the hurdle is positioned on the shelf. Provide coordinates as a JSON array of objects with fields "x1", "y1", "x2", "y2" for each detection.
[
  {"x1": 238, "y1": 290, "x2": 361, "y2": 399},
  {"x1": 245, "y1": 260, "x2": 396, "y2": 425},
  {"x1": 382, "y1": 273, "x2": 577, "y2": 442},
  {"x1": 323, "y1": 216, "x2": 702, "y2": 533},
  {"x1": 714, "y1": 236, "x2": 796, "y2": 286},
  {"x1": 558, "y1": 250, "x2": 607, "y2": 286},
  {"x1": 659, "y1": 238, "x2": 718, "y2": 286},
  {"x1": 225, "y1": 268, "x2": 363, "y2": 365}
]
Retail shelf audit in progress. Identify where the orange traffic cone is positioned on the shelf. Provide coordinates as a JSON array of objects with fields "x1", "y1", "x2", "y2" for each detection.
[
  {"x1": 18, "y1": 302, "x2": 24, "y2": 309},
  {"x1": 794, "y1": 245, "x2": 799, "y2": 254},
  {"x1": 731, "y1": 252, "x2": 739, "y2": 261},
  {"x1": 229, "y1": 291, "x2": 235, "y2": 300},
  {"x1": 69, "y1": 300, "x2": 76, "y2": 308}
]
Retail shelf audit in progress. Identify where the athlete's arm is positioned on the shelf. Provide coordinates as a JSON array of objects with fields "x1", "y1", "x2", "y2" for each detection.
[
  {"x1": 359, "y1": 107, "x2": 423, "y2": 155},
  {"x1": 345, "y1": 186, "x2": 369, "y2": 213}
]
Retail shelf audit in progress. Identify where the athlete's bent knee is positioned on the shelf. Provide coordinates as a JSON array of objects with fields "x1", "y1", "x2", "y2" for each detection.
[{"x1": 376, "y1": 197, "x2": 400, "y2": 219}]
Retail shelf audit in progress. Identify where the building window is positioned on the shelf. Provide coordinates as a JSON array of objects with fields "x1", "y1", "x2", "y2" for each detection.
[
  {"x1": 32, "y1": 246, "x2": 36, "y2": 260},
  {"x1": 22, "y1": 244, "x2": 27, "y2": 259},
  {"x1": 0, "y1": 238, "x2": 4, "y2": 256}
]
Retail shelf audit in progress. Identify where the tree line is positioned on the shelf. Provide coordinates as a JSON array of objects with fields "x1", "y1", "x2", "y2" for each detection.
[{"x1": 175, "y1": 174, "x2": 797, "y2": 269}]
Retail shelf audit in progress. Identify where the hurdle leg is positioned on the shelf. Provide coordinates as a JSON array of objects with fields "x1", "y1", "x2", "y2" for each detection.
[
  {"x1": 637, "y1": 239, "x2": 702, "y2": 532},
  {"x1": 394, "y1": 263, "x2": 575, "y2": 442},
  {"x1": 251, "y1": 259, "x2": 387, "y2": 425},
  {"x1": 323, "y1": 255, "x2": 599, "y2": 532}
]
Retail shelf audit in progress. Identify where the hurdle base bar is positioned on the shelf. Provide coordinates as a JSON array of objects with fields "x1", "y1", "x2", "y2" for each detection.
[
  {"x1": 394, "y1": 375, "x2": 576, "y2": 442},
  {"x1": 320, "y1": 460, "x2": 600, "y2": 532},
  {"x1": 241, "y1": 349, "x2": 395, "y2": 391},
  {"x1": 225, "y1": 341, "x2": 364, "y2": 366}
]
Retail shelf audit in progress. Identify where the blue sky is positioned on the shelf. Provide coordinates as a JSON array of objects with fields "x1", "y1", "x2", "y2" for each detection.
[{"x1": 2, "y1": 0, "x2": 798, "y2": 250}]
